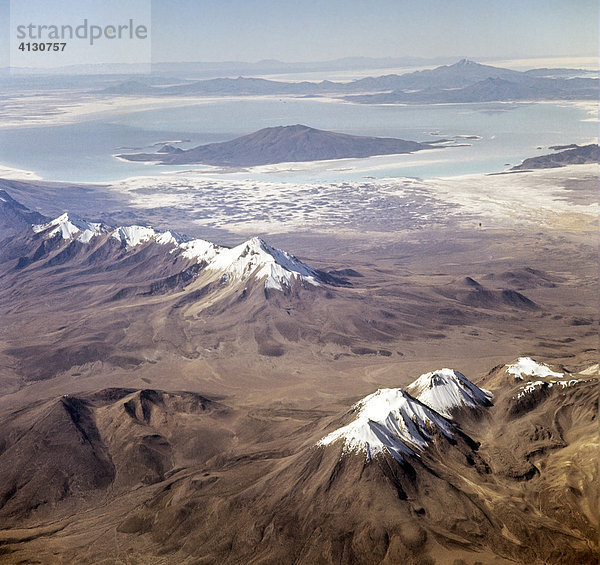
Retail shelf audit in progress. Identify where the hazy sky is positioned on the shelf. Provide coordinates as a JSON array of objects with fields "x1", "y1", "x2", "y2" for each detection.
[
  {"x1": 1, "y1": 0, "x2": 597, "y2": 67},
  {"x1": 150, "y1": 0, "x2": 598, "y2": 62}
]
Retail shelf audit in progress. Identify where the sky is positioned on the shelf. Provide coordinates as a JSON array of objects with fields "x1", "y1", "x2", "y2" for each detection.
[
  {"x1": 150, "y1": 0, "x2": 598, "y2": 62},
  {"x1": 0, "y1": 0, "x2": 597, "y2": 68}
]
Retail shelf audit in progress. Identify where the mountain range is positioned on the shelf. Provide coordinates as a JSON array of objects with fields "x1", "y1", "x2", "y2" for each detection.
[
  {"x1": 101, "y1": 59, "x2": 598, "y2": 103},
  {"x1": 0, "y1": 189, "x2": 556, "y2": 384},
  {"x1": 345, "y1": 60, "x2": 598, "y2": 103},
  {"x1": 0, "y1": 191, "x2": 596, "y2": 563}
]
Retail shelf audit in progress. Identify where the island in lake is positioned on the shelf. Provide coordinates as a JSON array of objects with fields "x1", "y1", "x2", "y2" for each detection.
[
  {"x1": 511, "y1": 143, "x2": 599, "y2": 170},
  {"x1": 117, "y1": 124, "x2": 438, "y2": 167}
]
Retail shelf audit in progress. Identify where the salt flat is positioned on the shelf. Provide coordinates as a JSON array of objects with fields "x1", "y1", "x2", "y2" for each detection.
[{"x1": 107, "y1": 163, "x2": 598, "y2": 237}]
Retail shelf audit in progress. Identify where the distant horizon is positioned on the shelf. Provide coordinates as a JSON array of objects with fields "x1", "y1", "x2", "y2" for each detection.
[
  {"x1": 1, "y1": 0, "x2": 597, "y2": 71},
  {"x1": 3, "y1": 54, "x2": 598, "y2": 76}
]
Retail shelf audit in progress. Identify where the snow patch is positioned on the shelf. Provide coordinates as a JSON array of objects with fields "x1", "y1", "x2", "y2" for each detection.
[
  {"x1": 406, "y1": 368, "x2": 492, "y2": 418},
  {"x1": 515, "y1": 379, "x2": 584, "y2": 399},
  {"x1": 317, "y1": 388, "x2": 453, "y2": 462},
  {"x1": 178, "y1": 238, "x2": 221, "y2": 262},
  {"x1": 154, "y1": 230, "x2": 186, "y2": 246},
  {"x1": 505, "y1": 357, "x2": 563, "y2": 380},
  {"x1": 78, "y1": 223, "x2": 106, "y2": 243},
  {"x1": 579, "y1": 363, "x2": 599, "y2": 376},
  {"x1": 111, "y1": 225, "x2": 157, "y2": 247}
]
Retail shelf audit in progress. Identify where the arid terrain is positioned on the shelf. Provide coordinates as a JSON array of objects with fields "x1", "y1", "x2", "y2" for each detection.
[{"x1": 0, "y1": 159, "x2": 597, "y2": 563}]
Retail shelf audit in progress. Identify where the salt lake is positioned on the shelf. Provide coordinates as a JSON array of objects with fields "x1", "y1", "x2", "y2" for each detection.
[{"x1": 0, "y1": 96, "x2": 596, "y2": 183}]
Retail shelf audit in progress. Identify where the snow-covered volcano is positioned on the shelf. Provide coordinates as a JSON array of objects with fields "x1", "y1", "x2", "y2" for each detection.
[
  {"x1": 318, "y1": 368, "x2": 492, "y2": 460},
  {"x1": 317, "y1": 388, "x2": 454, "y2": 462},
  {"x1": 33, "y1": 213, "x2": 186, "y2": 247},
  {"x1": 406, "y1": 368, "x2": 493, "y2": 418}
]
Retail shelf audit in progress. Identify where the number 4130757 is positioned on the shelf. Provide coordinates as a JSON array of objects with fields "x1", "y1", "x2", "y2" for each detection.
[{"x1": 18, "y1": 42, "x2": 66, "y2": 52}]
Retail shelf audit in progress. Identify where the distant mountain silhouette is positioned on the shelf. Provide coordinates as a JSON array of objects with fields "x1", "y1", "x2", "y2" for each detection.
[
  {"x1": 101, "y1": 80, "x2": 157, "y2": 95},
  {"x1": 102, "y1": 59, "x2": 597, "y2": 103},
  {"x1": 348, "y1": 59, "x2": 523, "y2": 92},
  {"x1": 347, "y1": 74, "x2": 597, "y2": 104},
  {"x1": 117, "y1": 124, "x2": 430, "y2": 167}
]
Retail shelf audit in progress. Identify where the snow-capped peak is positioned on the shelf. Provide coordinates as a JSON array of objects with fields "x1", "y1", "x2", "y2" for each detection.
[
  {"x1": 154, "y1": 230, "x2": 187, "y2": 246},
  {"x1": 110, "y1": 225, "x2": 159, "y2": 247},
  {"x1": 406, "y1": 368, "x2": 492, "y2": 419},
  {"x1": 178, "y1": 238, "x2": 222, "y2": 263},
  {"x1": 204, "y1": 236, "x2": 321, "y2": 291},
  {"x1": 32, "y1": 211, "x2": 189, "y2": 249},
  {"x1": 32, "y1": 213, "x2": 108, "y2": 243},
  {"x1": 505, "y1": 357, "x2": 563, "y2": 380},
  {"x1": 317, "y1": 388, "x2": 454, "y2": 462}
]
